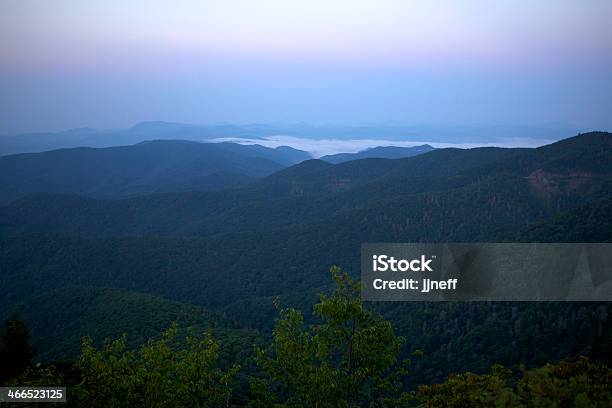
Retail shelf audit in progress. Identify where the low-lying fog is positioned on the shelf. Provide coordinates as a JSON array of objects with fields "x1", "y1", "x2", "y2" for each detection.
[{"x1": 211, "y1": 135, "x2": 555, "y2": 157}]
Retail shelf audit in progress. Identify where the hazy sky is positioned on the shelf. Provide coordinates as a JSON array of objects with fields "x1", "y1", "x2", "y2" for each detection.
[{"x1": 1, "y1": 0, "x2": 611, "y2": 134}]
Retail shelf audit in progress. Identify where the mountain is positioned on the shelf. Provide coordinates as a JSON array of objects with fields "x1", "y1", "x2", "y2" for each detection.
[
  {"x1": 516, "y1": 198, "x2": 612, "y2": 242},
  {"x1": 1, "y1": 132, "x2": 611, "y2": 383},
  {"x1": 0, "y1": 123, "x2": 249, "y2": 156},
  {"x1": 0, "y1": 140, "x2": 310, "y2": 205},
  {"x1": 214, "y1": 142, "x2": 311, "y2": 166},
  {"x1": 320, "y1": 144, "x2": 434, "y2": 163},
  {"x1": 0, "y1": 240, "x2": 610, "y2": 386},
  {"x1": 0, "y1": 127, "x2": 100, "y2": 156},
  {"x1": 0, "y1": 286, "x2": 256, "y2": 362},
  {"x1": 2, "y1": 132, "x2": 601, "y2": 238},
  {"x1": 0, "y1": 122, "x2": 318, "y2": 157},
  {"x1": 0, "y1": 146, "x2": 530, "y2": 237},
  {"x1": 1, "y1": 133, "x2": 610, "y2": 300},
  {"x1": 0, "y1": 122, "x2": 576, "y2": 156}
]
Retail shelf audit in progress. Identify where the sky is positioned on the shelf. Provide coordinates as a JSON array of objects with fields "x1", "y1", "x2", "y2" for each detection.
[{"x1": 1, "y1": 0, "x2": 611, "y2": 134}]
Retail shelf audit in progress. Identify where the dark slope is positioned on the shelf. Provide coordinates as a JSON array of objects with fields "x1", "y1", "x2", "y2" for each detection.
[
  {"x1": 217, "y1": 142, "x2": 311, "y2": 166},
  {"x1": 271, "y1": 146, "x2": 528, "y2": 194},
  {"x1": 321, "y1": 144, "x2": 434, "y2": 163},
  {"x1": 1, "y1": 234, "x2": 610, "y2": 386},
  {"x1": 0, "y1": 122, "x2": 297, "y2": 156},
  {"x1": 0, "y1": 151, "x2": 529, "y2": 237},
  {"x1": 1, "y1": 134, "x2": 611, "y2": 311},
  {"x1": 248, "y1": 145, "x2": 532, "y2": 202},
  {"x1": 517, "y1": 198, "x2": 612, "y2": 242},
  {"x1": 0, "y1": 140, "x2": 309, "y2": 204},
  {"x1": 0, "y1": 286, "x2": 256, "y2": 362},
  {"x1": 1, "y1": 133, "x2": 609, "y2": 239},
  {"x1": 466, "y1": 131, "x2": 612, "y2": 177},
  {"x1": 1, "y1": 133, "x2": 611, "y2": 386},
  {"x1": 266, "y1": 159, "x2": 333, "y2": 181},
  {"x1": 0, "y1": 122, "x2": 576, "y2": 156}
]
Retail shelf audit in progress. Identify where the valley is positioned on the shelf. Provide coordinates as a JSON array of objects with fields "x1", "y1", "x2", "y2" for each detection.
[{"x1": 1, "y1": 132, "x2": 611, "y2": 388}]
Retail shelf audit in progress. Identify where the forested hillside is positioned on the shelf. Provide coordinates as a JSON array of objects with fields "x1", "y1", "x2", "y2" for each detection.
[
  {"x1": 0, "y1": 140, "x2": 310, "y2": 204},
  {"x1": 3, "y1": 287, "x2": 257, "y2": 362},
  {"x1": 2, "y1": 269, "x2": 610, "y2": 406},
  {"x1": 5, "y1": 134, "x2": 609, "y2": 238},
  {"x1": 321, "y1": 144, "x2": 435, "y2": 163},
  {"x1": 517, "y1": 198, "x2": 612, "y2": 242},
  {"x1": 1, "y1": 132, "x2": 611, "y2": 398}
]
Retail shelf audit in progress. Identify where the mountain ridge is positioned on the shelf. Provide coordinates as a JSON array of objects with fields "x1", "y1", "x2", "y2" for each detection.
[
  {"x1": 0, "y1": 140, "x2": 310, "y2": 205},
  {"x1": 0, "y1": 122, "x2": 579, "y2": 156},
  {"x1": 321, "y1": 144, "x2": 435, "y2": 163},
  {"x1": 1, "y1": 131, "x2": 611, "y2": 387},
  {"x1": 1, "y1": 132, "x2": 609, "y2": 240}
]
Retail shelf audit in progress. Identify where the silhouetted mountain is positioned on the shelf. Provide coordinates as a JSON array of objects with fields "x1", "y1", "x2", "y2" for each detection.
[
  {"x1": 0, "y1": 140, "x2": 309, "y2": 204},
  {"x1": 128, "y1": 121, "x2": 199, "y2": 135},
  {"x1": 0, "y1": 122, "x2": 291, "y2": 155},
  {"x1": 215, "y1": 142, "x2": 311, "y2": 166},
  {"x1": 0, "y1": 132, "x2": 609, "y2": 240},
  {"x1": 321, "y1": 144, "x2": 434, "y2": 163},
  {"x1": 0, "y1": 122, "x2": 577, "y2": 156},
  {"x1": 0, "y1": 145, "x2": 532, "y2": 237},
  {"x1": 270, "y1": 146, "x2": 528, "y2": 196}
]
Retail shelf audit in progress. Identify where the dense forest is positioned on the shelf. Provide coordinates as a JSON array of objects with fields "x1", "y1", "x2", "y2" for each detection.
[
  {"x1": 1, "y1": 132, "x2": 612, "y2": 405},
  {"x1": 2, "y1": 268, "x2": 610, "y2": 406}
]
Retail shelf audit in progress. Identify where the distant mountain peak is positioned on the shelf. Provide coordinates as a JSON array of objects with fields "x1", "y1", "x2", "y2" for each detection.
[
  {"x1": 267, "y1": 159, "x2": 332, "y2": 181},
  {"x1": 321, "y1": 144, "x2": 435, "y2": 164},
  {"x1": 131, "y1": 120, "x2": 188, "y2": 127},
  {"x1": 129, "y1": 121, "x2": 196, "y2": 133},
  {"x1": 63, "y1": 127, "x2": 97, "y2": 134},
  {"x1": 0, "y1": 140, "x2": 310, "y2": 204},
  {"x1": 136, "y1": 139, "x2": 201, "y2": 146}
]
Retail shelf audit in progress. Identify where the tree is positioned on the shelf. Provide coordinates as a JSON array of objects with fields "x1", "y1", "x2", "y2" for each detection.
[
  {"x1": 516, "y1": 356, "x2": 612, "y2": 407},
  {"x1": 415, "y1": 365, "x2": 517, "y2": 407},
  {"x1": 0, "y1": 315, "x2": 35, "y2": 384},
  {"x1": 252, "y1": 266, "x2": 411, "y2": 407},
  {"x1": 74, "y1": 323, "x2": 239, "y2": 407},
  {"x1": 415, "y1": 357, "x2": 612, "y2": 407}
]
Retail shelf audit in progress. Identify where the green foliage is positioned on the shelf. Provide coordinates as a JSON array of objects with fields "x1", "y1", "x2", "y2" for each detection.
[
  {"x1": 2, "y1": 279, "x2": 611, "y2": 406},
  {"x1": 516, "y1": 357, "x2": 612, "y2": 407},
  {"x1": 1, "y1": 286, "x2": 257, "y2": 362},
  {"x1": 415, "y1": 365, "x2": 517, "y2": 407},
  {"x1": 378, "y1": 302, "x2": 612, "y2": 386},
  {"x1": 1, "y1": 132, "x2": 612, "y2": 403},
  {"x1": 0, "y1": 315, "x2": 35, "y2": 384},
  {"x1": 416, "y1": 357, "x2": 612, "y2": 407},
  {"x1": 253, "y1": 267, "x2": 410, "y2": 407},
  {"x1": 517, "y1": 198, "x2": 612, "y2": 242},
  {"x1": 74, "y1": 323, "x2": 239, "y2": 407}
]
